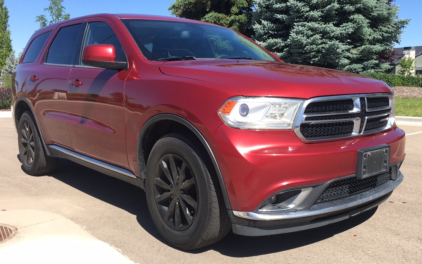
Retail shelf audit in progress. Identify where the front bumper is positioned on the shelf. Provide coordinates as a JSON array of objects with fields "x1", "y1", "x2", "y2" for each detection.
[
  {"x1": 211, "y1": 125, "x2": 406, "y2": 212},
  {"x1": 230, "y1": 170, "x2": 403, "y2": 236}
]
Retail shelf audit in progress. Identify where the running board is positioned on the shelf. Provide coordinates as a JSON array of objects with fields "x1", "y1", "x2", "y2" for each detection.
[{"x1": 48, "y1": 145, "x2": 144, "y2": 189}]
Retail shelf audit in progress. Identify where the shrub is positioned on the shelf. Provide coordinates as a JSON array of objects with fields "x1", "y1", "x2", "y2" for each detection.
[
  {"x1": 361, "y1": 72, "x2": 422, "y2": 87},
  {"x1": 0, "y1": 88, "x2": 12, "y2": 110}
]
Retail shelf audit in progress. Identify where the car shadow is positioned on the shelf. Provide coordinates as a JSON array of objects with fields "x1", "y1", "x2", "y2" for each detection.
[{"x1": 36, "y1": 158, "x2": 377, "y2": 257}]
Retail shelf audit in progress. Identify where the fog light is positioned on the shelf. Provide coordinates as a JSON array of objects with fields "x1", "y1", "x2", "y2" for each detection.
[
  {"x1": 258, "y1": 188, "x2": 313, "y2": 213},
  {"x1": 270, "y1": 195, "x2": 277, "y2": 204}
]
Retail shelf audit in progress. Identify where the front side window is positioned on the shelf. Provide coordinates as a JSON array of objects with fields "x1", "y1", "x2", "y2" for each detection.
[
  {"x1": 45, "y1": 24, "x2": 84, "y2": 65},
  {"x1": 23, "y1": 31, "x2": 52, "y2": 63},
  {"x1": 122, "y1": 19, "x2": 276, "y2": 62},
  {"x1": 82, "y1": 22, "x2": 126, "y2": 64}
]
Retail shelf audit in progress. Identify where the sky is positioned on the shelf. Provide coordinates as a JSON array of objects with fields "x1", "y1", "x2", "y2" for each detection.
[{"x1": 6, "y1": 0, "x2": 422, "y2": 54}]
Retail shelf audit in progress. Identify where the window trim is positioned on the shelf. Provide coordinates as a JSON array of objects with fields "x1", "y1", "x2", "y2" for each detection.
[
  {"x1": 22, "y1": 31, "x2": 53, "y2": 64},
  {"x1": 43, "y1": 23, "x2": 87, "y2": 66},
  {"x1": 77, "y1": 21, "x2": 128, "y2": 67}
]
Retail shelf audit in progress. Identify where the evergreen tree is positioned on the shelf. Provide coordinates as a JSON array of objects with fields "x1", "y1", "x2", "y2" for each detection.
[
  {"x1": 253, "y1": 0, "x2": 409, "y2": 73},
  {"x1": 169, "y1": 0, "x2": 254, "y2": 37},
  {"x1": 0, "y1": 51, "x2": 21, "y2": 88},
  {"x1": 36, "y1": 0, "x2": 70, "y2": 28},
  {"x1": 0, "y1": 0, "x2": 12, "y2": 70}
]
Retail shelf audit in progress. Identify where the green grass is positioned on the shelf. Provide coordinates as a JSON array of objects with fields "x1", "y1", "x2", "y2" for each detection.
[{"x1": 395, "y1": 98, "x2": 422, "y2": 117}]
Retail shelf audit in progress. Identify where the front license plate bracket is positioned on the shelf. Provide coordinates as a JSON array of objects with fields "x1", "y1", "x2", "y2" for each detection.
[{"x1": 356, "y1": 145, "x2": 390, "y2": 179}]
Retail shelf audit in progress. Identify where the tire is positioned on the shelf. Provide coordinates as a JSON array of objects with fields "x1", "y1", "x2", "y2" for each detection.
[
  {"x1": 145, "y1": 136, "x2": 230, "y2": 250},
  {"x1": 17, "y1": 111, "x2": 58, "y2": 175}
]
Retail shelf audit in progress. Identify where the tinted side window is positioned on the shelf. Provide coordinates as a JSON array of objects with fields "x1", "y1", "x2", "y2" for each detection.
[
  {"x1": 22, "y1": 31, "x2": 52, "y2": 63},
  {"x1": 46, "y1": 24, "x2": 84, "y2": 65},
  {"x1": 82, "y1": 22, "x2": 126, "y2": 63}
]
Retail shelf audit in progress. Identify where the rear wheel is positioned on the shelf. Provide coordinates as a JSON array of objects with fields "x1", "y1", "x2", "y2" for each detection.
[
  {"x1": 18, "y1": 112, "x2": 58, "y2": 175},
  {"x1": 145, "y1": 136, "x2": 230, "y2": 250}
]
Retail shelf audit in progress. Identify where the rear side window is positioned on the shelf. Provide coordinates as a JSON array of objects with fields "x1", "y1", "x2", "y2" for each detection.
[
  {"x1": 46, "y1": 24, "x2": 84, "y2": 65},
  {"x1": 22, "y1": 31, "x2": 52, "y2": 63},
  {"x1": 82, "y1": 22, "x2": 126, "y2": 64}
]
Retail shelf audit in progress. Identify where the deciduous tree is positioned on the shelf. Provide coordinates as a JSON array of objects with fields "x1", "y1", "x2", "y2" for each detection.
[
  {"x1": 36, "y1": 0, "x2": 70, "y2": 28},
  {"x1": 398, "y1": 57, "x2": 415, "y2": 76}
]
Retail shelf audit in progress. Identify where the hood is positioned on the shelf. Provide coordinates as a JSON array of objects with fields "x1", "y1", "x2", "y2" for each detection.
[{"x1": 159, "y1": 60, "x2": 392, "y2": 99}]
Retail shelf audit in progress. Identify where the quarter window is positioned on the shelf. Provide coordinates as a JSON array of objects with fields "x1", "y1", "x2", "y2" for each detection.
[
  {"x1": 82, "y1": 22, "x2": 126, "y2": 64},
  {"x1": 22, "y1": 31, "x2": 52, "y2": 63},
  {"x1": 46, "y1": 24, "x2": 84, "y2": 65}
]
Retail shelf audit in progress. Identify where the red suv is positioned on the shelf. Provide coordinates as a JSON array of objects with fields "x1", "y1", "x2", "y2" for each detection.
[{"x1": 12, "y1": 14, "x2": 405, "y2": 250}]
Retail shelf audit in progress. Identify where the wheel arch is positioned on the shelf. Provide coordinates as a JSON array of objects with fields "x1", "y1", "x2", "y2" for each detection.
[
  {"x1": 14, "y1": 97, "x2": 51, "y2": 156},
  {"x1": 137, "y1": 114, "x2": 232, "y2": 210}
]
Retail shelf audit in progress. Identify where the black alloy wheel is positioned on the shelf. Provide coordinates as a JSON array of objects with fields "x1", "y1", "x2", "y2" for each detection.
[
  {"x1": 20, "y1": 121, "x2": 35, "y2": 166},
  {"x1": 154, "y1": 154, "x2": 198, "y2": 231},
  {"x1": 17, "y1": 111, "x2": 58, "y2": 175},
  {"x1": 145, "y1": 136, "x2": 231, "y2": 250}
]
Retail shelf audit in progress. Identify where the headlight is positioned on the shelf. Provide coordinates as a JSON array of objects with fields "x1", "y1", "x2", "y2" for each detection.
[
  {"x1": 219, "y1": 97, "x2": 304, "y2": 129},
  {"x1": 388, "y1": 96, "x2": 396, "y2": 127}
]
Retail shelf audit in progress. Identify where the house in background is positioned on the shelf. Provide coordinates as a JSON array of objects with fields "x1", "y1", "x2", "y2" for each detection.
[{"x1": 390, "y1": 46, "x2": 422, "y2": 75}]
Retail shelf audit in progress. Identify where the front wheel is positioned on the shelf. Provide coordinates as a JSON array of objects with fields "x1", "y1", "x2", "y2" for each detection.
[{"x1": 145, "y1": 136, "x2": 230, "y2": 250}]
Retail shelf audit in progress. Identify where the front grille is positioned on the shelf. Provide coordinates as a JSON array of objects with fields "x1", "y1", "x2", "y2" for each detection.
[
  {"x1": 305, "y1": 100, "x2": 354, "y2": 113},
  {"x1": 367, "y1": 97, "x2": 390, "y2": 109},
  {"x1": 314, "y1": 170, "x2": 392, "y2": 205},
  {"x1": 300, "y1": 122, "x2": 354, "y2": 139},
  {"x1": 296, "y1": 94, "x2": 393, "y2": 141},
  {"x1": 365, "y1": 115, "x2": 389, "y2": 132}
]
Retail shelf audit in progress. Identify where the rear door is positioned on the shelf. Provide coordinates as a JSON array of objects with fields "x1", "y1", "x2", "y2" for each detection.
[
  {"x1": 28, "y1": 21, "x2": 86, "y2": 148},
  {"x1": 67, "y1": 18, "x2": 130, "y2": 168}
]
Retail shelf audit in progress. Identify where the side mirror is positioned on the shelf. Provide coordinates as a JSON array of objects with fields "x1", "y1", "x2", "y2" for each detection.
[{"x1": 82, "y1": 44, "x2": 126, "y2": 70}]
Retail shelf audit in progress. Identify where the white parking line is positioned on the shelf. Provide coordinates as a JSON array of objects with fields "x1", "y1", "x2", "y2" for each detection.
[{"x1": 406, "y1": 131, "x2": 422, "y2": 136}]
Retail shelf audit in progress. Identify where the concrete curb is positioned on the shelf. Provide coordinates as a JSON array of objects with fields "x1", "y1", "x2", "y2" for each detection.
[
  {"x1": 0, "y1": 110, "x2": 12, "y2": 118},
  {"x1": 396, "y1": 116, "x2": 422, "y2": 127}
]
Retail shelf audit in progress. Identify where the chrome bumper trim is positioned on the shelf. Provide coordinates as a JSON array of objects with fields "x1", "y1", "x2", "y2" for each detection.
[{"x1": 233, "y1": 171, "x2": 403, "y2": 221}]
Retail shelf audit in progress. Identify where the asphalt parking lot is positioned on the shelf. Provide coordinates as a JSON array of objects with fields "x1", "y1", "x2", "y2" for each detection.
[{"x1": 1, "y1": 116, "x2": 421, "y2": 264}]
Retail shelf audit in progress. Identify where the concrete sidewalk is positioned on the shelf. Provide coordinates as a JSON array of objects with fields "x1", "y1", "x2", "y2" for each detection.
[{"x1": 0, "y1": 210, "x2": 135, "y2": 264}]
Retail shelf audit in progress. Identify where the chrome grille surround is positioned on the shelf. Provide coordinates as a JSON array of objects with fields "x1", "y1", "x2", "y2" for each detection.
[{"x1": 294, "y1": 93, "x2": 394, "y2": 143}]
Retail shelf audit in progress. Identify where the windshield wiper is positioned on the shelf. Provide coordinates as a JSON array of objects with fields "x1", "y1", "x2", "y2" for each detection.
[{"x1": 157, "y1": 56, "x2": 197, "y2": 61}]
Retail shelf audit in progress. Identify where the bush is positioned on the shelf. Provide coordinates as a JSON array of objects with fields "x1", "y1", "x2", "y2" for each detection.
[
  {"x1": 361, "y1": 72, "x2": 422, "y2": 87},
  {"x1": 0, "y1": 88, "x2": 12, "y2": 110},
  {"x1": 2, "y1": 75, "x2": 13, "y2": 90}
]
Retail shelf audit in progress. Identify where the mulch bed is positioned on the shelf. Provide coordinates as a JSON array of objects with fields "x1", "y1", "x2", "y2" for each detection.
[{"x1": 393, "y1": 86, "x2": 422, "y2": 98}]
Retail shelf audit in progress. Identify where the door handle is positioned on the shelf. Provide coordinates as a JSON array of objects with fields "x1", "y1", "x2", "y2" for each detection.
[
  {"x1": 29, "y1": 75, "x2": 39, "y2": 82},
  {"x1": 69, "y1": 79, "x2": 83, "y2": 87}
]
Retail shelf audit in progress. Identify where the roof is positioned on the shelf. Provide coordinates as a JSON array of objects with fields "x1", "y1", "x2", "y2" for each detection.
[
  {"x1": 392, "y1": 46, "x2": 422, "y2": 65},
  {"x1": 32, "y1": 13, "x2": 219, "y2": 36}
]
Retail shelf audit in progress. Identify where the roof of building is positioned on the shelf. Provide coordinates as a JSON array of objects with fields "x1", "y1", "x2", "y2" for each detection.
[{"x1": 392, "y1": 46, "x2": 422, "y2": 65}]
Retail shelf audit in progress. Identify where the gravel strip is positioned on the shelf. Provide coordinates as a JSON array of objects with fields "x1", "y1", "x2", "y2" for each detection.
[{"x1": 393, "y1": 86, "x2": 422, "y2": 98}]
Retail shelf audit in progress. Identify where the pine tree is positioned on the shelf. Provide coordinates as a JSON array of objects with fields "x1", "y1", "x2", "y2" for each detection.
[
  {"x1": 36, "y1": 0, "x2": 70, "y2": 28},
  {"x1": 169, "y1": 0, "x2": 254, "y2": 37},
  {"x1": 0, "y1": 0, "x2": 12, "y2": 69},
  {"x1": 253, "y1": 0, "x2": 409, "y2": 73}
]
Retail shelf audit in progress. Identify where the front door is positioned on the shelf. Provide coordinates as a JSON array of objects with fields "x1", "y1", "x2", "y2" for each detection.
[{"x1": 67, "y1": 20, "x2": 130, "y2": 168}]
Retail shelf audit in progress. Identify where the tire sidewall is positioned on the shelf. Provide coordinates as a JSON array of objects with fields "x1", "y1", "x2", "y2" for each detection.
[
  {"x1": 145, "y1": 137, "x2": 213, "y2": 249},
  {"x1": 18, "y1": 112, "x2": 42, "y2": 174}
]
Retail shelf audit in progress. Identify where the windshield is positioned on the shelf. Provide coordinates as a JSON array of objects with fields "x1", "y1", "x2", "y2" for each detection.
[{"x1": 122, "y1": 19, "x2": 277, "y2": 62}]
